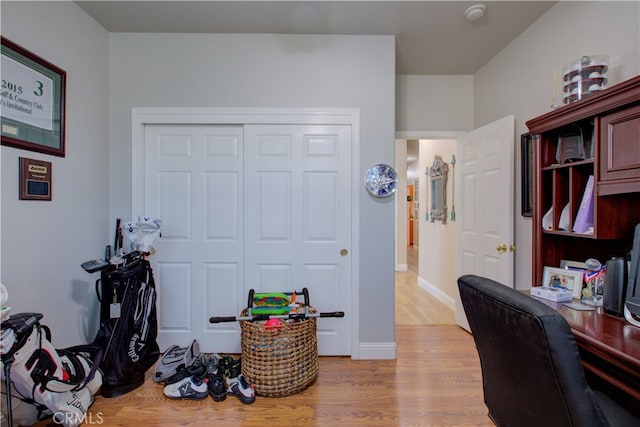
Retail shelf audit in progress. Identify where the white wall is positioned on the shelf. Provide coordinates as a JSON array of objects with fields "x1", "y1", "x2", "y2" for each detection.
[
  {"x1": 418, "y1": 139, "x2": 457, "y2": 307},
  {"x1": 108, "y1": 33, "x2": 397, "y2": 352},
  {"x1": 1, "y1": 2, "x2": 110, "y2": 346},
  {"x1": 396, "y1": 75, "x2": 473, "y2": 132},
  {"x1": 394, "y1": 76, "x2": 472, "y2": 283},
  {"x1": 474, "y1": 1, "x2": 640, "y2": 289}
]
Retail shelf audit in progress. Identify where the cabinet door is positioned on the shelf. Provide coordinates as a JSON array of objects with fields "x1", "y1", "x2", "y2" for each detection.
[{"x1": 599, "y1": 104, "x2": 640, "y2": 194}]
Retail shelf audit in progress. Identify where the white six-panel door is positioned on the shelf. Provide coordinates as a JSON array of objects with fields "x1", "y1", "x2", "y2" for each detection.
[
  {"x1": 455, "y1": 116, "x2": 515, "y2": 331},
  {"x1": 144, "y1": 123, "x2": 351, "y2": 355},
  {"x1": 244, "y1": 124, "x2": 351, "y2": 355},
  {"x1": 144, "y1": 124, "x2": 245, "y2": 352}
]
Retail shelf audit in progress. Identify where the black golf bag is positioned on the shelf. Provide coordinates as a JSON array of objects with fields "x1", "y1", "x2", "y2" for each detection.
[{"x1": 93, "y1": 258, "x2": 160, "y2": 397}]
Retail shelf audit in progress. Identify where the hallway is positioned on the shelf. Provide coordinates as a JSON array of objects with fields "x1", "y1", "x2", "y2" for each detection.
[{"x1": 395, "y1": 246, "x2": 456, "y2": 325}]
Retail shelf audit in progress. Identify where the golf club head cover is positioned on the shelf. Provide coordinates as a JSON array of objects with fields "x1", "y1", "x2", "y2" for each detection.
[
  {"x1": 122, "y1": 221, "x2": 139, "y2": 252},
  {"x1": 136, "y1": 217, "x2": 162, "y2": 252}
]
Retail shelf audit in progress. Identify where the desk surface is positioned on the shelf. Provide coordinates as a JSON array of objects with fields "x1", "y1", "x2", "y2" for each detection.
[{"x1": 533, "y1": 295, "x2": 640, "y2": 400}]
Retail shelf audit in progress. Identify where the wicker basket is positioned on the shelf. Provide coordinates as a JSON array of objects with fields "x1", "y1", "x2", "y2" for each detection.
[{"x1": 240, "y1": 307, "x2": 319, "y2": 397}]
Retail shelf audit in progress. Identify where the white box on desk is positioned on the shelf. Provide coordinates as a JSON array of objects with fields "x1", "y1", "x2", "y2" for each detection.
[{"x1": 531, "y1": 286, "x2": 573, "y2": 302}]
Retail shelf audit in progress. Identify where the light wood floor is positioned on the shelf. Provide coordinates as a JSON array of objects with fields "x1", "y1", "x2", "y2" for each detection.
[
  {"x1": 29, "y1": 247, "x2": 477, "y2": 426},
  {"x1": 396, "y1": 246, "x2": 456, "y2": 325},
  {"x1": 31, "y1": 326, "x2": 490, "y2": 427}
]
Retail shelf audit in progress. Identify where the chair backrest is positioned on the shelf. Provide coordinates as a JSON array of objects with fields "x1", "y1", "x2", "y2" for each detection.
[{"x1": 457, "y1": 274, "x2": 610, "y2": 427}]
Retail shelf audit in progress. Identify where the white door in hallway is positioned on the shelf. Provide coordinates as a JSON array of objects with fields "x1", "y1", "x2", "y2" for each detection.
[
  {"x1": 455, "y1": 116, "x2": 515, "y2": 331},
  {"x1": 144, "y1": 123, "x2": 352, "y2": 355}
]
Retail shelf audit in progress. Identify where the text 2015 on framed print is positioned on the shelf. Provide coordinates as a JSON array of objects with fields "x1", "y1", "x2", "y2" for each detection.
[{"x1": 1, "y1": 37, "x2": 66, "y2": 157}]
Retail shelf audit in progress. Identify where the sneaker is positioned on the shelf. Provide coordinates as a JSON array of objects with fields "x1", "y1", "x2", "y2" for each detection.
[
  {"x1": 207, "y1": 373, "x2": 227, "y2": 402},
  {"x1": 163, "y1": 356, "x2": 207, "y2": 385},
  {"x1": 163, "y1": 375, "x2": 208, "y2": 400},
  {"x1": 202, "y1": 353, "x2": 222, "y2": 375},
  {"x1": 227, "y1": 374, "x2": 256, "y2": 404},
  {"x1": 154, "y1": 340, "x2": 200, "y2": 383},
  {"x1": 218, "y1": 355, "x2": 242, "y2": 378}
]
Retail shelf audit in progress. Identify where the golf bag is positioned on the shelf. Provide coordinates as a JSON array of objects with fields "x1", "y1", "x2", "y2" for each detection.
[
  {"x1": 1, "y1": 313, "x2": 103, "y2": 427},
  {"x1": 92, "y1": 258, "x2": 160, "y2": 397}
]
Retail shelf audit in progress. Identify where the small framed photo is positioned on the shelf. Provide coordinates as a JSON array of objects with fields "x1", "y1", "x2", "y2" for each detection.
[{"x1": 542, "y1": 266, "x2": 584, "y2": 299}]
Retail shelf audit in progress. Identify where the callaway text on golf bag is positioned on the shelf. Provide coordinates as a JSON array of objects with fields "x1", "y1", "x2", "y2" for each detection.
[{"x1": 92, "y1": 258, "x2": 159, "y2": 397}]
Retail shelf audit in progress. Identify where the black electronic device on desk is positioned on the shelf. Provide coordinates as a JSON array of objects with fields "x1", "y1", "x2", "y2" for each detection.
[
  {"x1": 603, "y1": 256, "x2": 628, "y2": 316},
  {"x1": 624, "y1": 223, "x2": 640, "y2": 327}
]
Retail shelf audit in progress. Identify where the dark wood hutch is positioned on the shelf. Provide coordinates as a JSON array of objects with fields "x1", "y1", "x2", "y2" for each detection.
[
  {"x1": 526, "y1": 75, "x2": 640, "y2": 288},
  {"x1": 525, "y1": 75, "x2": 640, "y2": 409}
]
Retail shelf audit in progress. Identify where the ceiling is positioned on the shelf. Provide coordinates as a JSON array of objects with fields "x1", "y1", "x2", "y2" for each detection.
[{"x1": 74, "y1": 1, "x2": 555, "y2": 75}]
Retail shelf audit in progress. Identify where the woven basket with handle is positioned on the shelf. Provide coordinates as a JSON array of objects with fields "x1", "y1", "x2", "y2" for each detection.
[{"x1": 240, "y1": 307, "x2": 319, "y2": 397}]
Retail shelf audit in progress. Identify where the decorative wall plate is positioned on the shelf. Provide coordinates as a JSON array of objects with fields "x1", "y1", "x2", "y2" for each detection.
[{"x1": 364, "y1": 164, "x2": 398, "y2": 198}]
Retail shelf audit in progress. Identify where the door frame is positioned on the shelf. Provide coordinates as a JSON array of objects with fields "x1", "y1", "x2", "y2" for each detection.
[
  {"x1": 131, "y1": 107, "x2": 361, "y2": 356},
  {"x1": 394, "y1": 131, "x2": 465, "y2": 274}
]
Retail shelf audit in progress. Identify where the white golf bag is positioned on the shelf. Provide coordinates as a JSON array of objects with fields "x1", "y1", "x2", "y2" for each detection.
[{"x1": 1, "y1": 313, "x2": 103, "y2": 427}]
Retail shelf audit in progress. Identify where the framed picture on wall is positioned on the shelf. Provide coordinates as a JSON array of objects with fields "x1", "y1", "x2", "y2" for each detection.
[
  {"x1": 520, "y1": 133, "x2": 533, "y2": 217},
  {"x1": 1, "y1": 37, "x2": 66, "y2": 157}
]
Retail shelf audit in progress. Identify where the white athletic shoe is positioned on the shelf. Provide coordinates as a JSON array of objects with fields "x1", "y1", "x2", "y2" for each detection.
[{"x1": 163, "y1": 375, "x2": 208, "y2": 400}]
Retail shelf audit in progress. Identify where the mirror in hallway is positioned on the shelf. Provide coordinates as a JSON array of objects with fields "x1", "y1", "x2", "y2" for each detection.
[{"x1": 429, "y1": 155, "x2": 449, "y2": 224}]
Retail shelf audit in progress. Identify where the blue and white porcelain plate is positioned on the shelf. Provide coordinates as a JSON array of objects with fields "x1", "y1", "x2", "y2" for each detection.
[{"x1": 364, "y1": 164, "x2": 398, "y2": 198}]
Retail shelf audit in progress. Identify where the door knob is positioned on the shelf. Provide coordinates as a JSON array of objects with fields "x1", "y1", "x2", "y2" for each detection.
[
  {"x1": 509, "y1": 244, "x2": 516, "y2": 252},
  {"x1": 340, "y1": 249, "x2": 348, "y2": 256},
  {"x1": 496, "y1": 243, "x2": 507, "y2": 253}
]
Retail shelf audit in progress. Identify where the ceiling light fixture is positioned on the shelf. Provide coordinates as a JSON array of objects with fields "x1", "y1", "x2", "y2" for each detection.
[{"x1": 465, "y1": 4, "x2": 486, "y2": 22}]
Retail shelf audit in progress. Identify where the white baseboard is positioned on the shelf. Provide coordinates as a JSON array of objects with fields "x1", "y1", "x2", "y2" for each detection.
[
  {"x1": 395, "y1": 264, "x2": 408, "y2": 272},
  {"x1": 353, "y1": 341, "x2": 397, "y2": 359},
  {"x1": 417, "y1": 277, "x2": 455, "y2": 310}
]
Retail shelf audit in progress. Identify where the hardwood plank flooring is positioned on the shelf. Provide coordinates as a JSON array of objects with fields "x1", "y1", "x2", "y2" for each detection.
[
  {"x1": 395, "y1": 270, "x2": 455, "y2": 325},
  {"x1": 26, "y1": 248, "x2": 474, "y2": 426},
  {"x1": 31, "y1": 326, "x2": 490, "y2": 427},
  {"x1": 396, "y1": 247, "x2": 455, "y2": 326}
]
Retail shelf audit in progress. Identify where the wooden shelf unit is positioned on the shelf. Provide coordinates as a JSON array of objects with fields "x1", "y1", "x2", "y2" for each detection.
[{"x1": 526, "y1": 75, "x2": 640, "y2": 287}]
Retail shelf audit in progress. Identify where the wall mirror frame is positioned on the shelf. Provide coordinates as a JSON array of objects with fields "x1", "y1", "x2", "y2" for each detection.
[{"x1": 429, "y1": 155, "x2": 449, "y2": 224}]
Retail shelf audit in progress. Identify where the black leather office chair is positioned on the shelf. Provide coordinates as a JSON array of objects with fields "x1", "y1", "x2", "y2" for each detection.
[{"x1": 457, "y1": 274, "x2": 640, "y2": 427}]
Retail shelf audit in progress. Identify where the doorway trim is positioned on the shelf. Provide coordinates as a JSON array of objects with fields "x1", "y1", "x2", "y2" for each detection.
[
  {"x1": 394, "y1": 131, "x2": 466, "y2": 273},
  {"x1": 131, "y1": 107, "x2": 361, "y2": 356}
]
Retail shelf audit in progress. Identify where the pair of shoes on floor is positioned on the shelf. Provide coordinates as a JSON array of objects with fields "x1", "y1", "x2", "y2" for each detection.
[
  {"x1": 207, "y1": 356, "x2": 256, "y2": 404},
  {"x1": 163, "y1": 375, "x2": 209, "y2": 400},
  {"x1": 206, "y1": 372, "x2": 256, "y2": 404}
]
